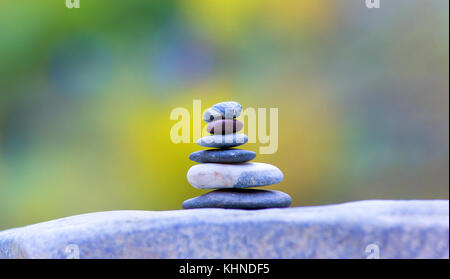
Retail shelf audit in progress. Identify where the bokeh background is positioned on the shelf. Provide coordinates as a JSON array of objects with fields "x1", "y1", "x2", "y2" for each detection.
[{"x1": 0, "y1": 0, "x2": 448, "y2": 230}]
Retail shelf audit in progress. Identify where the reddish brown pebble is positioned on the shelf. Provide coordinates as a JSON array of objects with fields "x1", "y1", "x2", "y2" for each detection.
[{"x1": 207, "y1": 119, "x2": 243, "y2": 134}]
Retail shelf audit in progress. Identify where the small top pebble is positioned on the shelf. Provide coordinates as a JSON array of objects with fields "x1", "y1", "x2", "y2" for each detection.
[{"x1": 203, "y1": 101, "x2": 242, "y2": 123}]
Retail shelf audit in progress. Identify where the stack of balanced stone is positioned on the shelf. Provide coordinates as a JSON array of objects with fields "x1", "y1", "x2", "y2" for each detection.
[{"x1": 182, "y1": 101, "x2": 292, "y2": 210}]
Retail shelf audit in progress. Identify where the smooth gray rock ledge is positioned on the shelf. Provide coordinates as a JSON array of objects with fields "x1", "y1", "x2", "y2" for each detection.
[{"x1": 0, "y1": 200, "x2": 448, "y2": 259}]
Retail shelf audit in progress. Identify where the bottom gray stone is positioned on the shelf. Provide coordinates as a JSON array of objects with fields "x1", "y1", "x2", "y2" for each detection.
[
  {"x1": 182, "y1": 189, "x2": 292, "y2": 209},
  {"x1": 0, "y1": 200, "x2": 448, "y2": 259}
]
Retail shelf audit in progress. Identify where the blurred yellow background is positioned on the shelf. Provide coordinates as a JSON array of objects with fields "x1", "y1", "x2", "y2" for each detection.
[{"x1": 0, "y1": 0, "x2": 448, "y2": 230}]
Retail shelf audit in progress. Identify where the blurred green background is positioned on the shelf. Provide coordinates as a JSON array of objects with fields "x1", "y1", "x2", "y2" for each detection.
[{"x1": 0, "y1": 0, "x2": 448, "y2": 230}]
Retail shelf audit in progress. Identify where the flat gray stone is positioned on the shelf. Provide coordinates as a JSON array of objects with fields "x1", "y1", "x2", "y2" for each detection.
[
  {"x1": 0, "y1": 200, "x2": 448, "y2": 259},
  {"x1": 182, "y1": 189, "x2": 292, "y2": 209},
  {"x1": 189, "y1": 149, "x2": 256, "y2": 163},
  {"x1": 197, "y1": 134, "x2": 248, "y2": 148}
]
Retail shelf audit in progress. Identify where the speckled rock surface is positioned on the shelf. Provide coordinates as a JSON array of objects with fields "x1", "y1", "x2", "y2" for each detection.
[
  {"x1": 182, "y1": 189, "x2": 292, "y2": 209},
  {"x1": 0, "y1": 200, "x2": 448, "y2": 259},
  {"x1": 189, "y1": 149, "x2": 256, "y2": 163},
  {"x1": 187, "y1": 162, "x2": 284, "y2": 189}
]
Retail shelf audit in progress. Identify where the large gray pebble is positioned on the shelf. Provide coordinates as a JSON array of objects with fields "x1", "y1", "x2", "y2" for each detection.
[
  {"x1": 187, "y1": 162, "x2": 283, "y2": 189},
  {"x1": 182, "y1": 189, "x2": 292, "y2": 209}
]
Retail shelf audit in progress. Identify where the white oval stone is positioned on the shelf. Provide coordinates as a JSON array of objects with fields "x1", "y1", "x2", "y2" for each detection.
[{"x1": 186, "y1": 162, "x2": 284, "y2": 189}]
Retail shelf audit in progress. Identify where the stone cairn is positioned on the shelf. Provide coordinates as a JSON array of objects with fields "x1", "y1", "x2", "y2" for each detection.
[{"x1": 183, "y1": 101, "x2": 292, "y2": 209}]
